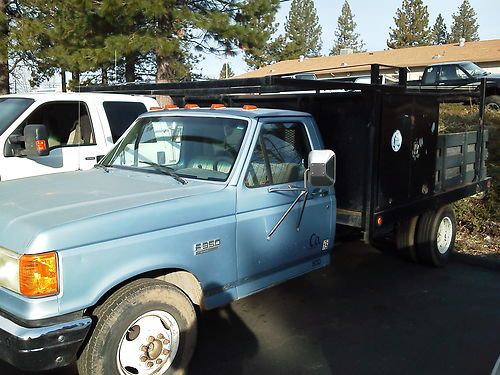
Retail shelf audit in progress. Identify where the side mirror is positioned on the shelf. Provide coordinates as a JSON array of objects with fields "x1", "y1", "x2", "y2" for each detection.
[
  {"x1": 308, "y1": 149, "x2": 336, "y2": 186},
  {"x1": 24, "y1": 124, "x2": 49, "y2": 157}
]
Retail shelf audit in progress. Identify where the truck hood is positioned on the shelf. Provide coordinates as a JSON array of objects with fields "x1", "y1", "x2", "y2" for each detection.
[{"x1": 0, "y1": 168, "x2": 228, "y2": 253}]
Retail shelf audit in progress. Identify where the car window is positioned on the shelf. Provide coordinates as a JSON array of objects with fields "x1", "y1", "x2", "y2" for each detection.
[
  {"x1": 103, "y1": 101, "x2": 148, "y2": 142},
  {"x1": 20, "y1": 101, "x2": 94, "y2": 149},
  {"x1": 244, "y1": 122, "x2": 311, "y2": 188},
  {"x1": 422, "y1": 67, "x2": 438, "y2": 85},
  {"x1": 0, "y1": 98, "x2": 34, "y2": 136},
  {"x1": 103, "y1": 116, "x2": 247, "y2": 182},
  {"x1": 439, "y1": 66, "x2": 463, "y2": 82}
]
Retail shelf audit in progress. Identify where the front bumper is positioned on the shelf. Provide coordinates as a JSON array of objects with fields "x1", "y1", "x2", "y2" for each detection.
[{"x1": 0, "y1": 312, "x2": 92, "y2": 371}]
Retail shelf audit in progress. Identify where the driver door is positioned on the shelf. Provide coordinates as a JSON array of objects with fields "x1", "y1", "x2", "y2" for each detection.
[{"x1": 235, "y1": 118, "x2": 334, "y2": 298}]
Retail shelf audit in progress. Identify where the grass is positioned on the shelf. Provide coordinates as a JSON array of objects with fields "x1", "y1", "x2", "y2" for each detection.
[{"x1": 439, "y1": 103, "x2": 500, "y2": 259}]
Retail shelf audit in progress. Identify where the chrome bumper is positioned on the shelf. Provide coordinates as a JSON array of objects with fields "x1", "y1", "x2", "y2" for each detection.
[{"x1": 0, "y1": 312, "x2": 92, "y2": 371}]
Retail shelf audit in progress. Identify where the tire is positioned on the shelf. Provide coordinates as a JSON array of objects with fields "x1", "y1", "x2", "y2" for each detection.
[
  {"x1": 396, "y1": 216, "x2": 418, "y2": 262},
  {"x1": 485, "y1": 95, "x2": 500, "y2": 111},
  {"x1": 415, "y1": 205, "x2": 456, "y2": 267},
  {"x1": 77, "y1": 279, "x2": 197, "y2": 375}
]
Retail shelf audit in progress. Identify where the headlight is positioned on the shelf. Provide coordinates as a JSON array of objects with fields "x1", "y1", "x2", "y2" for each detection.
[
  {"x1": 0, "y1": 247, "x2": 59, "y2": 297},
  {"x1": 0, "y1": 247, "x2": 20, "y2": 293}
]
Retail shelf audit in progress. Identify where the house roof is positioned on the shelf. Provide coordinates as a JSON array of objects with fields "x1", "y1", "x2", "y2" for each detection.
[{"x1": 237, "y1": 39, "x2": 500, "y2": 78}]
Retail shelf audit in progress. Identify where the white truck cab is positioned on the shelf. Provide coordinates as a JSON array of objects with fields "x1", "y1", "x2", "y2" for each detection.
[{"x1": 0, "y1": 93, "x2": 158, "y2": 181}]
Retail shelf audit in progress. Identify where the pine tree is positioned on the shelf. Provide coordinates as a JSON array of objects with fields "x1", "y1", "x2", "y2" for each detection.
[
  {"x1": 0, "y1": 0, "x2": 9, "y2": 93},
  {"x1": 219, "y1": 62, "x2": 235, "y2": 79},
  {"x1": 241, "y1": 0, "x2": 280, "y2": 70},
  {"x1": 450, "y1": 0, "x2": 479, "y2": 42},
  {"x1": 431, "y1": 14, "x2": 449, "y2": 45},
  {"x1": 13, "y1": 0, "x2": 279, "y2": 86},
  {"x1": 280, "y1": 0, "x2": 323, "y2": 60},
  {"x1": 387, "y1": 0, "x2": 431, "y2": 49},
  {"x1": 330, "y1": 1, "x2": 365, "y2": 55}
]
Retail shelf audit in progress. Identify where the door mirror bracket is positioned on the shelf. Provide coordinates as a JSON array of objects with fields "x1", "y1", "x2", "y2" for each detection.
[{"x1": 266, "y1": 149, "x2": 335, "y2": 240}]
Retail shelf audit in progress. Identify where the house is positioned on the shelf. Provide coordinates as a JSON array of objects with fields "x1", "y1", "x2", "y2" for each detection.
[{"x1": 237, "y1": 39, "x2": 500, "y2": 82}]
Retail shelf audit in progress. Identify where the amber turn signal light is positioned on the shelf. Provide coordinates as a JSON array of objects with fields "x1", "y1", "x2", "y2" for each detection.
[
  {"x1": 35, "y1": 140, "x2": 47, "y2": 152},
  {"x1": 19, "y1": 252, "x2": 59, "y2": 297}
]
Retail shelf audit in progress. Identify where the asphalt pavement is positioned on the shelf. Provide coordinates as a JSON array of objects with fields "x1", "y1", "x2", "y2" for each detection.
[{"x1": 2, "y1": 241, "x2": 499, "y2": 375}]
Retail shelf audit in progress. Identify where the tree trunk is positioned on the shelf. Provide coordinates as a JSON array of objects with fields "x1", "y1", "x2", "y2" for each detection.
[
  {"x1": 61, "y1": 70, "x2": 67, "y2": 92},
  {"x1": 101, "y1": 67, "x2": 108, "y2": 85},
  {"x1": 0, "y1": 0, "x2": 10, "y2": 94},
  {"x1": 156, "y1": 54, "x2": 175, "y2": 83},
  {"x1": 72, "y1": 70, "x2": 80, "y2": 83},
  {"x1": 125, "y1": 55, "x2": 136, "y2": 82}
]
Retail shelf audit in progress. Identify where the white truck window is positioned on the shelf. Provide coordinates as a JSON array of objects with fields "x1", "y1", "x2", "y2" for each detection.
[
  {"x1": 0, "y1": 98, "x2": 34, "y2": 136},
  {"x1": 103, "y1": 101, "x2": 148, "y2": 142},
  {"x1": 19, "y1": 101, "x2": 95, "y2": 149},
  {"x1": 245, "y1": 122, "x2": 311, "y2": 188}
]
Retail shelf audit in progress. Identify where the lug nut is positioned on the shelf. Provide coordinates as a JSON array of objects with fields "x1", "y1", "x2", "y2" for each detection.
[
  {"x1": 156, "y1": 358, "x2": 163, "y2": 364},
  {"x1": 140, "y1": 345, "x2": 148, "y2": 352},
  {"x1": 140, "y1": 356, "x2": 148, "y2": 362},
  {"x1": 163, "y1": 339, "x2": 170, "y2": 345},
  {"x1": 146, "y1": 361, "x2": 154, "y2": 368},
  {"x1": 147, "y1": 336, "x2": 155, "y2": 343},
  {"x1": 163, "y1": 349, "x2": 170, "y2": 356},
  {"x1": 157, "y1": 333, "x2": 164, "y2": 340}
]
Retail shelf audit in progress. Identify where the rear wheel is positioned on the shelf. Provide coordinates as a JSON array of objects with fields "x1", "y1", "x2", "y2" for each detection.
[
  {"x1": 77, "y1": 279, "x2": 197, "y2": 375},
  {"x1": 415, "y1": 205, "x2": 456, "y2": 267},
  {"x1": 485, "y1": 95, "x2": 500, "y2": 111}
]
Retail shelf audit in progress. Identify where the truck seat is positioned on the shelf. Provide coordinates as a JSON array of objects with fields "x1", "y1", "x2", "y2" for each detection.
[{"x1": 67, "y1": 115, "x2": 94, "y2": 145}]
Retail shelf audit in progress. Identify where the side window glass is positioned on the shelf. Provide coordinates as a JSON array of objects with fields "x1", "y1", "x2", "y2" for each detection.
[
  {"x1": 422, "y1": 67, "x2": 437, "y2": 84},
  {"x1": 103, "y1": 102, "x2": 147, "y2": 142},
  {"x1": 439, "y1": 66, "x2": 461, "y2": 82},
  {"x1": 21, "y1": 102, "x2": 94, "y2": 148},
  {"x1": 245, "y1": 122, "x2": 311, "y2": 188}
]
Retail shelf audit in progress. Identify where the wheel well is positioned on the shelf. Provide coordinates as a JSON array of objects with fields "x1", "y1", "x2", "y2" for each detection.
[
  {"x1": 155, "y1": 270, "x2": 204, "y2": 307},
  {"x1": 89, "y1": 269, "x2": 204, "y2": 316}
]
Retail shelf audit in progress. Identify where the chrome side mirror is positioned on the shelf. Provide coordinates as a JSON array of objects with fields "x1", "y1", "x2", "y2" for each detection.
[{"x1": 308, "y1": 149, "x2": 336, "y2": 186}]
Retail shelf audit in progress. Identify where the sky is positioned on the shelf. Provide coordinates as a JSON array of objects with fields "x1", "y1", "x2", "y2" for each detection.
[{"x1": 195, "y1": 0, "x2": 500, "y2": 79}]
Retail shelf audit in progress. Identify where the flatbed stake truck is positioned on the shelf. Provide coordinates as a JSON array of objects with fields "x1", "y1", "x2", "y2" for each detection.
[{"x1": 0, "y1": 66, "x2": 491, "y2": 374}]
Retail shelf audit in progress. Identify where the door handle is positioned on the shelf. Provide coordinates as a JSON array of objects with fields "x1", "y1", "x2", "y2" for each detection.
[{"x1": 85, "y1": 156, "x2": 96, "y2": 161}]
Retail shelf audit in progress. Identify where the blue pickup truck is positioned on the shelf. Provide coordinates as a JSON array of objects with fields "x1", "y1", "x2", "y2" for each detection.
[
  {"x1": 0, "y1": 106, "x2": 336, "y2": 374},
  {"x1": 0, "y1": 72, "x2": 491, "y2": 374}
]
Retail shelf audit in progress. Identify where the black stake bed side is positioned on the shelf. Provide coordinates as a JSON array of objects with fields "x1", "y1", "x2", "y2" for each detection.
[{"x1": 80, "y1": 65, "x2": 491, "y2": 243}]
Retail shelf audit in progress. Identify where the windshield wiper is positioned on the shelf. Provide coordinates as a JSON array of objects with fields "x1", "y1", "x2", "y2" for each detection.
[{"x1": 139, "y1": 160, "x2": 187, "y2": 185}]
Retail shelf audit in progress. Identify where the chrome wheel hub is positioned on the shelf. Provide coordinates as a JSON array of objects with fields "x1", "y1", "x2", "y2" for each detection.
[
  {"x1": 437, "y1": 217, "x2": 453, "y2": 254},
  {"x1": 117, "y1": 310, "x2": 180, "y2": 375}
]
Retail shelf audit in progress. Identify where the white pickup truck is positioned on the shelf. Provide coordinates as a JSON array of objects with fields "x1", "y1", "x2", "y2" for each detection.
[{"x1": 0, "y1": 93, "x2": 158, "y2": 181}]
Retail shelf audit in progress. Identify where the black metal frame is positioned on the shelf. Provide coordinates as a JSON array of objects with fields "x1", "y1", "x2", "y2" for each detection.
[{"x1": 79, "y1": 65, "x2": 490, "y2": 244}]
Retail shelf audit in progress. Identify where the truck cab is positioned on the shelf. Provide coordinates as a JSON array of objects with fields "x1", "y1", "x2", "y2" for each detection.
[
  {"x1": 0, "y1": 93, "x2": 158, "y2": 181},
  {"x1": 418, "y1": 61, "x2": 500, "y2": 109},
  {"x1": 0, "y1": 106, "x2": 336, "y2": 374}
]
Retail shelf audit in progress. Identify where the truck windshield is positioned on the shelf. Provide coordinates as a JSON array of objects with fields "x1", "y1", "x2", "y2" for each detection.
[
  {"x1": 102, "y1": 115, "x2": 248, "y2": 182},
  {"x1": 460, "y1": 62, "x2": 488, "y2": 77},
  {"x1": 0, "y1": 98, "x2": 35, "y2": 136}
]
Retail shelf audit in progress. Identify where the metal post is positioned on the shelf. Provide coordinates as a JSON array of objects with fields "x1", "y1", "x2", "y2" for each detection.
[
  {"x1": 371, "y1": 64, "x2": 380, "y2": 85},
  {"x1": 474, "y1": 78, "x2": 487, "y2": 182},
  {"x1": 398, "y1": 67, "x2": 407, "y2": 87}
]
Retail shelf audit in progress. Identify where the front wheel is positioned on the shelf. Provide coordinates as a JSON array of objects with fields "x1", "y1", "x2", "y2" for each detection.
[
  {"x1": 415, "y1": 205, "x2": 457, "y2": 267},
  {"x1": 77, "y1": 279, "x2": 197, "y2": 375}
]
